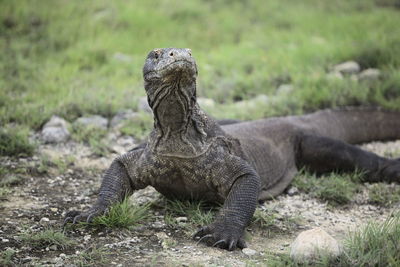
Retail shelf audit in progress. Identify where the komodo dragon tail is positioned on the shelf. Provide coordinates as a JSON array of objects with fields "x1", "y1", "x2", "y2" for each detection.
[{"x1": 295, "y1": 107, "x2": 400, "y2": 144}]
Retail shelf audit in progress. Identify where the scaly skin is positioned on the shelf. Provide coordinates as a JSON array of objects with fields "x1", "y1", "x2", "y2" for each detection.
[{"x1": 64, "y1": 48, "x2": 400, "y2": 250}]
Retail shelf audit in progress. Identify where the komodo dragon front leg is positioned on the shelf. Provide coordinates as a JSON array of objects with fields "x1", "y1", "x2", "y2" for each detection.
[
  {"x1": 64, "y1": 147, "x2": 145, "y2": 224},
  {"x1": 194, "y1": 172, "x2": 260, "y2": 250}
]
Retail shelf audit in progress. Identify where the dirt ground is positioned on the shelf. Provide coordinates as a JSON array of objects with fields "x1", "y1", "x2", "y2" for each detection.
[{"x1": 1, "y1": 138, "x2": 399, "y2": 266}]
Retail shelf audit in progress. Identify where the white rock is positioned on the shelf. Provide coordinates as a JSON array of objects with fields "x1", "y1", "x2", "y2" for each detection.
[
  {"x1": 176, "y1": 217, "x2": 188, "y2": 223},
  {"x1": 359, "y1": 68, "x2": 381, "y2": 82},
  {"x1": 41, "y1": 116, "x2": 70, "y2": 143},
  {"x1": 197, "y1": 97, "x2": 215, "y2": 109},
  {"x1": 276, "y1": 84, "x2": 294, "y2": 95},
  {"x1": 242, "y1": 248, "x2": 257, "y2": 256},
  {"x1": 39, "y1": 217, "x2": 50, "y2": 226},
  {"x1": 75, "y1": 115, "x2": 108, "y2": 129},
  {"x1": 290, "y1": 227, "x2": 341, "y2": 262},
  {"x1": 333, "y1": 61, "x2": 360, "y2": 75},
  {"x1": 138, "y1": 96, "x2": 152, "y2": 114},
  {"x1": 110, "y1": 109, "x2": 138, "y2": 128},
  {"x1": 327, "y1": 71, "x2": 344, "y2": 80}
]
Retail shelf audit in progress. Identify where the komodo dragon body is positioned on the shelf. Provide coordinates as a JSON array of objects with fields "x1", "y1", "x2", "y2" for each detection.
[{"x1": 65, "y1": 48, "x2": 400, "y2": 250}]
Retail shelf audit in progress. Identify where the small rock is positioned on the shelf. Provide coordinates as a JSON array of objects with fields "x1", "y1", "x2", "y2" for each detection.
[
  {"x1": 359, "y1": 68, "x2": 381, "y2": 82},
  {"x1": 197, "y1": 98, "x2": 215, "y2": 109},
  {"x1": 242, "y1": 248, "x2": 257, "y2": 256},
  {"x1": 110, "y1": 109, "x2": 139, "y2": 128},
  {"x1": 84, "y1": 235, "x2": 91, "y2": 242},
  {"x1": 49, "y1": 244, "x2": 58, "y2": 250},
  {"x1": 59, "y1": 253, "x2": 66, "y2": 258},
  {"x1": 333, "y1": 61, "x2": 360, "y2": 75},
  {"x1": 287, "y1": 186, "x2": 299, "y2": 196},
  {"x1": 327, "y1": 71, "x2": 344, "y2": 80},
  {"x1": 176, "y1": 217, "x2": 188, "y2": 223},
  {"x1": 50, "y1": 208, "x2": 58, "y2": 212},
  {"x1": 276, "y1": 84, "x2": 294, "y2": 95},
  {"x1": 138, "y1": 96, "x2": 152, "y2": 114},
  {"x1": 40, "y1": 217, "x2": 50, "y2": 226},
  {"x1": 75, "y1": 115, "x2": 108, "y2": 130},
  {"x1": 290, "y1": 227, "x2": 341, "y2": 263},
  {"x1": 41, "y1": 115, "x2": 70, "y2": 143}
]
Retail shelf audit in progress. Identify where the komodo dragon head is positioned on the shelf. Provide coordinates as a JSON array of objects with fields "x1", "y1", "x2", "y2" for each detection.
[{"x1": 142, "y1": 48, "x2": 207, "y2": 148}]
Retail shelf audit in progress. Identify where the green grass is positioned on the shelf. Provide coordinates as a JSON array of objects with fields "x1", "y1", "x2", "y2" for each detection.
[
  {"x1": 163, "y1": 199, "x2": 216, "y2": 229},
  {"x1": 91, "y1": 197, "x2": 151, "y2": 229},
  {"x1": 293, "y1": 171, "x2": 362, "y2": 206},
  {"x1": 0, "y1": 126, "x2": 35, "y2": 157},
  {"x1": 368, "y1": 183, "x2": 400, "y2": 206},
  {"x1": 0, "y1": 248, "x2": 16, "y2": 267},
  {"x1": 72, "y1": 247, "x2": 110, "y2": 267},
  {"x1": 260, "y1": 213, "x2": 400, "y2": 267},
  {"x1": 19, "y1": 228, "x2": 75, "y2": 250},
  {"x1": 1, "y1": 0, "x2": 400, "y2": 132},
  {"x1": 71, "y1": 124, "x2": 109, "y2": 156}
]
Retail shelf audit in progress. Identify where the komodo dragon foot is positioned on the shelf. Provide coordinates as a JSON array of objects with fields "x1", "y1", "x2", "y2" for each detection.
[
  {"x1": 63, "y1": 202, "x2": 108, "y2": 226},
  {"x1": 193, "y1": 222, "x2": 247, "y2": 251}
]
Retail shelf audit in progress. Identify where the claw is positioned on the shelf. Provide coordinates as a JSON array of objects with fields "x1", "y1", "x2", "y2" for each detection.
[
  {"x1": 63, "y1": 217, "x2": 73, "y2": 227},
  {"x1": 72, "y1": 215, "x2": 82, "y2": 224},
  {"x1": 196, "y1": 234, "x2": 213, "y2": 245},
  {"x1": 228, "y1": 240, "x2": 236, "y2": 251},
  {"x1": 86, "y1": 213, "x2": 95, "y2": 223},
  {"x1": 212, "y1": 240, "x2": 226, "y2": 248},
  {"x1": 193, "y1": 227, "x2": 208, "y2": 239}
]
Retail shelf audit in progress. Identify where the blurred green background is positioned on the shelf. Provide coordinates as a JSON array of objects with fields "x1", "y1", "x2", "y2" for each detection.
[{"x1": 1, "y1": 0, "x2": 400, "y2": 131}]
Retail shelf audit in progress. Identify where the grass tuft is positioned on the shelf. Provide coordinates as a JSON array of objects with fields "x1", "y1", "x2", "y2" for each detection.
[
  {"x1": 119, "y1": 112, "x2": 153, "y2": 141},
  {"x1": 20, "y1": 228, "x2": 75, "y2": 250},
  {"x1": 0, "y1": 126, "x2": 35, "y2": 157},
  {"x1": 293, "y1": 171, "x2": 362, "y2": 206},
  {"x1": 0, "y1": 248, "x2": 16, "y2": 267},
  {"x1": 71, "y1": 124, "x2": 109, "y2": 156},
  {"x1": 164, "y1": 199, "x2": 216, "y2": 228},
  {"x1": 368, "y1": 183, "x2": 400, "y2": 206},
  {"x1": 91, "y1": 197, "x2": 151, "y2": 229}
]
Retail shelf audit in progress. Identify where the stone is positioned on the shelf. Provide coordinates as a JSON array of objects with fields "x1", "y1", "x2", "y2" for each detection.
[
  {"x1": 110, "y1": 109, "x2": 139, "y2": 128},
  {"x1": 287, "y1": 186, "x2": 299, "y2": 196},
  {"x1": 276, "y1": 84, "x2": 294, "y2": 95},
  {"x1": 290, "y1": 227, "x2": 341, "y2": 263},
  {"x1": 176, "y1": 217, "x2": 188, "y2": 223},
  {"x1": 197, "y1": 97, "x2": 215, "y2": 109},
  {"x1": 359, "y1": 68, "x2": 381, "y2": 82},
  {"x1": 327, "y1": 71, "x2": 344, "y2": 80},
  {"x1": 39, "y1": 217, "x2": 50, "y2": 226},
  {"x1": 242, "y1": 248, "x2": 257, "y2": 256},
  {"x1": 138, "y1": 96, "x2": 152, "y2": 114},
  {"x1": 333, "y1": 61, "x2": 360, "y2": 75},
  {"x1": 41, "y1": 115, "x2": 70, "y2": 143},
  {"x1": 75, "y1": 115, "x2": 108, "y2": 130}
]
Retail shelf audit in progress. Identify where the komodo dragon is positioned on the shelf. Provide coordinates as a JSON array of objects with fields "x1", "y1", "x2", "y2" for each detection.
[{"x1": 65, "y1": 48, "x2": 400, "y2": 250}]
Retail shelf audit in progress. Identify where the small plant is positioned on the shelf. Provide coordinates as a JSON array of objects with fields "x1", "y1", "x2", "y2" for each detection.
[
  {"x1": 0, "y1": 187, "x2": 11, "y2": 199},
  {"x1": 293, "y1": 171, "x2": 362, "y2": 206},
  {"x1": 0, "y1": 248, "x2": 16, "y2": 267},
  {"x1": 0, "y1": 174, "x2": 24, "y2": 187},
  {"x1": 368, "y1": 183, "x2": 400, "y2": 206},
  {"x1": 19, "y1": 228, "x2": 75, "y2": 250},
  {"x1": 72, "y1": 247, "x2": 110, "y2": 267},
  {"x1": 163, "y1": 199, "x2": 216, "y2": 228},
  {"x1": 0, "y1": 126, "x2": 35, "y2": 157},
  {"x1": 91, "y1": 197, "x2": 151, "y2": 229}
]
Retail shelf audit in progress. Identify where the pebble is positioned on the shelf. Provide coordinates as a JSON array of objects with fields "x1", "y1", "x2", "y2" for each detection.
[
  {"x1": 176, "y1": 217, "x2": 188, "y2": 223},
  {"x1": 359, "y1": 68, "x2": 381, "y2": 82},
  {"x1": 290, "y1": 227, "x2": 341, "y2": 263},
  {"x1": 242, "y1": 248, "x2": 257, "y2": 256},
  {"x1": 41, "y1": 115, "x2": 70, "y2": 143},
  {"x1": 74, "y1": 115, "x2": 108, "y2": 130},
  {"x1": 39, "y1": 217, "x2": 50, "y2": 226},
  {"x1": 333, "y1": 61, "x2": 360, "y2": 74}
]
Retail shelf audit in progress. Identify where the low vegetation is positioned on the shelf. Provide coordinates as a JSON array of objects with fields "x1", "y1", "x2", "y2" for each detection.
[
  {"x1": 19, "y1": 228, "x2": 75, "y2": 250},
  {"x1": 293, "y1": 171, "x2": 362, "y2": 206},
  {"x1": 368, "y1": 183, "x2": 400, "y2": 206},
  {"x1": 0, "y1": 127, "x2": 35, "y2": 157},
  {"x1": 91, "y1": 197, "x2": 151, "y2": 229},
  {"x1": 119, "y1": 112, "x2": 153, "y2": 141}
]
